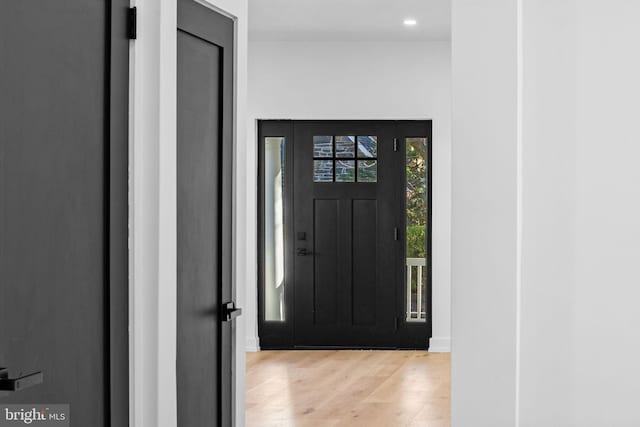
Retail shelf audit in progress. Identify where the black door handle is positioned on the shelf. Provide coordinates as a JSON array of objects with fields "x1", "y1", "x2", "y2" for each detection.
[
  {"x1": 0, "y1": 368, "x2": 43, "y2": 392},
  {"x1": 222, "y1": 301, "x2": 242, "y2": 322},
  {"x1": 296, "y1": 248, "x2": 313, "y2": 256}
]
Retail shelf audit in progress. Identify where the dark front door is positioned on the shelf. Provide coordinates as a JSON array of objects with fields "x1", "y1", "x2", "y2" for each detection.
[
  {"x1": 177, "y1": 1, "x2": 236, "y2": 426},
  {"x1": 0, "y1": 0, "x2": 129, "y2": 425},
  {"x1": 293, "y1": 121, "x2": 398, "y2": 347},
  {"x1": 259, "y1": 120, "x2": 432, "y2": 349}
]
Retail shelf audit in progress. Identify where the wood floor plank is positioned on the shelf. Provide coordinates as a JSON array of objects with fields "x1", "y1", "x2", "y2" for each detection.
[{"x1": 246, "y1": 350, "x2": 450, "y2": 427}]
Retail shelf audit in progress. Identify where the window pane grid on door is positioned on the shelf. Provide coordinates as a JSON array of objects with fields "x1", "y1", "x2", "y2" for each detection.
[{"x1": 313, "y1": 135, "x2": 378, "y2": 183}]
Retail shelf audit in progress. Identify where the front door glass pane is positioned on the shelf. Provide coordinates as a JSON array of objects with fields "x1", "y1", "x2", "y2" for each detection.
[
  {"x1": 335, "y1": 160, "x2": 355, "y2": 182},
  {"x1": 357, "y1": 160, "x2": 377, "y2": 182},
  {"x1": 313, "y1": 135, "x2": 333, "y2": 157},
  {"x1": 335, "y1": 136, "x2": 355, "y2": 157},
  {"x1": 357, "y1": 136, "x2": 377, "y2": 157}
]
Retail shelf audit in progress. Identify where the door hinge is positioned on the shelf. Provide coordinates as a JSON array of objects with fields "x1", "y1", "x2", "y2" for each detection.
[
  {"x1": 393, "y1": 138, "x2": 398, "y2": 152},
  {"x1": 394, "y1": 317, "x2": 398, "y2": 331},
  {"x1": 394, "y1": 227, "x2": 399, "y2": 241},
  {"x1": 127, "y1": 7, "x2": 137, "y2": 40}
]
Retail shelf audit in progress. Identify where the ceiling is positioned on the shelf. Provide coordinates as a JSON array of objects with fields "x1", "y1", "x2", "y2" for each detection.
[{"x1": 248, "y1": 0, "x2": 451, "y2": 42}]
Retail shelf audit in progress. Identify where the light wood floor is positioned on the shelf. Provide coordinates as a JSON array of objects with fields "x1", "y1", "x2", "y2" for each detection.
[{"x1": 246, "y1": 350, "x2": 450, "y2": 427}]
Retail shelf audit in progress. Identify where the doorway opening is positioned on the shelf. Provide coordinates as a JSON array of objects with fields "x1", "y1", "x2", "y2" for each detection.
[{"x1": 257, "y1": 120, "x2": 432, "y2": 350}]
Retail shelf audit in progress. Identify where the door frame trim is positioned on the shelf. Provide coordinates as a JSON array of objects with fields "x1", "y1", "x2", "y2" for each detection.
[
  {"x1": 128, "y1": 0, "x2": 245, "y2": 425},
  {"x1": 108, "y1": 1, "x2": 131, "y2": 425}
]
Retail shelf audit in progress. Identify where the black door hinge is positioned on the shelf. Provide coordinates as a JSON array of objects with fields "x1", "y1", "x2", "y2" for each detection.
[
  {"x1": 127, "y1": 7, "x2": 137, "y2": 40},
  {"x1": 393, "y1": 138, "x2": 398, "y2": 152},
  {"x1": 394, "y1": 227, "x2": 399, "y2": 241}
]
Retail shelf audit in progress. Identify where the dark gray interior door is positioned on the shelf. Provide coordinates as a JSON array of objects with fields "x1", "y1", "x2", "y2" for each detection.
[
  {"x1": 177, "y1": 1, "x2": 236, "y2": 426},
  {"x1": 0, "y1": 0, "x2": 129, "y2": 425}
]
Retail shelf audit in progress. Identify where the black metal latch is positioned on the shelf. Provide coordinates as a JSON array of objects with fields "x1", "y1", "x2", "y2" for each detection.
[
  {"x1": 222, "y1": 301, "x2": 242, "y2": 322},
  {"x1": 0, "y1": 368, "x2": 43, "y2": 392}
]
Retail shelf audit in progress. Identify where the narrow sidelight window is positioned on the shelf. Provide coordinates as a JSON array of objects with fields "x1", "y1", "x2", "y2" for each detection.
[
  {"x1": 264, "y1": 137, "x2": 286, "y2": 321},
  {"x1": 405, "y1": 137, "x2": 428, "y2": 322}
]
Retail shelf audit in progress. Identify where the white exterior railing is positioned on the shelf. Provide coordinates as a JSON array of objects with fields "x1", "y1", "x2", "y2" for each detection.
[{"x1": 406, "y1": 257, "x2": 427, "y2": 322}]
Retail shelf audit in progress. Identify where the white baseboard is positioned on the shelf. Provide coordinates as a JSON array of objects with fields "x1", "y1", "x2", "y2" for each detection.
[
  {"x1": 429, "y1": 336, "x2": 451, "y2": 352},
  {"x1": 245, "y1": 336, "x2": 260, "y2": 352}
]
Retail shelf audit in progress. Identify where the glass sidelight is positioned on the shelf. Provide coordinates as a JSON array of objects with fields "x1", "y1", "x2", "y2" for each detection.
[
  {"x1": 264, "y1": 137, "x2": 286, "y2": 321},
  {"x1": 405, "y1": 137, "x2": 428, "y2": 322}
]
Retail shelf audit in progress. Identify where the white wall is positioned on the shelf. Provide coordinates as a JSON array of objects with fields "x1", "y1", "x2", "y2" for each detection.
[
  {"x1": 130, "y1": 0, "x2": 248, "y2": 426},
  {"x1": 246, "y1": 40, "x2": 452, "y2": 352},
  {"x1": 452, "y1": 0, "x2": 640, "y2": 425},
  {"x1": 519, "y1": 1, "x2": 577, "y2": 425},
  {"x1": 451, "y1": 1, "x2": 519, "y2": 424},
  {"x1": 568, "y1": 1, "x2": 640, "y2": 424}
]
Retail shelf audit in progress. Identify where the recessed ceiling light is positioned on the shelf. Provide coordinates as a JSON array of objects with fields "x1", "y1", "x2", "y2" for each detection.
[{"x1": 403, "y1": 19, "x2": 417, "y2": 26}]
